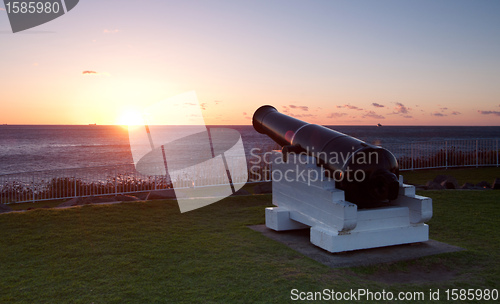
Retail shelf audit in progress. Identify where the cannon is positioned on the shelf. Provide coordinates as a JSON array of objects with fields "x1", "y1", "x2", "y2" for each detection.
[{"x1": 252, "y1": 105, "x2": 400, "y2": 208}]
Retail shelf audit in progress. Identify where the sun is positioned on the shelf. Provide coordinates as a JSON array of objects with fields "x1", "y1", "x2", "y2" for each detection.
[{"x1": 116, "y1": 109, "x2": 144, "y2": 128}]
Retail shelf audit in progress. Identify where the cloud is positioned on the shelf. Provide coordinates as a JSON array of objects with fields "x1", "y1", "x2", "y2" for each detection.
[
  {"x1": 335, "y1": 105, "x2": 343, "y2": 109},
  {"x1": 82, "y1": 70, "x2": 111, "y2": 77},
  {"x1": 451, "y1": 111, "x2": 461, "y2": 115},
  {"x1": 289, "y1": 105, "x2": 309, "y2": 111},
  {"x1": 343, "y1": 104, "x2": 363, "y2": 111},
  {"x1": 184, "y1": 102, "x2": 197, "y2": 106},
  {"x1": 478, "y1": 110, "x2": 500, "y2": 116},
  {"x1": 403, "y1": 115, "x2": 413, "y2": 119},
  {"x1": 362, "y1": 111, "x2": 385, "y2": 119},
  {"x1": 432, "y1": 112, "x2": 446, "y2": 117},
  {"x1": 327, "y1": 112, "x2": 347, "y2": 118},
  {"x1": 372, "y1": 103, "x2": 385, "y2": 108},
  {"x1": 200, "y1": 103, "x2": 208, "y2": 110},
  {"x1": 242, "y1": 112, "x2": 247, "y2": 116},
  {"x1": 214, "y1": 100, "x2": 222, "y2": 105},
  {"x1": 390, "y1": 102, "x2": 410, "y2": 115},
  {"x1": 103, "y1": 29, "x2": 119, "y2": 34},
  {"x1": 291, "y1": 113, "x2": 316, "y2": 119},
  {"x1": 0, "y1": 7, "x2": 5, "y2": 11},
  {"x1": 440, "y1": 107, "x2": 448, "y2": 112}
]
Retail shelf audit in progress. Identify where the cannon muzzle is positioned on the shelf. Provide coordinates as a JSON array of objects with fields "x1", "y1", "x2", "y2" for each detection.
[{"x1": 253, "y1": 105, "x2": 399, "y2": 207}]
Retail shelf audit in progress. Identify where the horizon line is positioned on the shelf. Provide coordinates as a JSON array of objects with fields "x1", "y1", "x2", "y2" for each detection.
[{"x1": 1, "y1": 124, "x2": 499, "y2": 127}]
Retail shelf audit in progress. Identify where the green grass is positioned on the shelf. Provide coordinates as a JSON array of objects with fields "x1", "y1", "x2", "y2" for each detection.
[
  {"x1": 1, "y1": 169, "x2": 499, "y2": 303},
  {"x1": 7, "y1": 199, "x2": 67, "y2": 211},
  {"x1": 402, "y1": 166, "x2": 499, "y2": 186}
]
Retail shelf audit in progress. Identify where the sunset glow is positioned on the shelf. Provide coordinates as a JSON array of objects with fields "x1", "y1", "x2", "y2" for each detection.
[
  {"x1": 116, "y1": 109, "x2": 144, "y2": 127},
  {"x1": 1, "y1": 0, "x2": 499, "y2": 126}
]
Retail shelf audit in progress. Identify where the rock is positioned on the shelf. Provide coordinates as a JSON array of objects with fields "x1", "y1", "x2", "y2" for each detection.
[
  {"x1": 114, "y1": 195, "x2": 140, "y2": 201},
  {"x1": 0, "y1": 204, "x2": 13, "y2": 213},
  {"x1": 131, "y1": 192, "x2": 149, "y2": 200},
  {"x1": 433, "y1": 175, "x2": 449, "y2": 184},
  {"x1": 58, "y1": 197, "x2": 83, "y2": 207},
  {"x1": 440, "y1": 176, "x2": 459, "y2": 189},
  {"x1": 425, "y1": 181, "x2": 444, "y2": 190},
  {"x1": 146, "y1": 189, "x2": 176, "y2": 200},
  {"x1": 84, "y1": 196, "x2": 116, "y2": 204},
  {"x1": 431, "y1": 175, "x2": 459, "y2": 189},
  {"x1": 492, "y1": 178, "x2": 500, "y2": 190},
  {"x1": 233, "y1": 189, "x2": 251, "y2": 196},
  {"x1": 58, "y1": 196, "x2": 117, "y2": 207},
  {"x1": 253, "y1": 182, "x2": 272, "y2": 194},
  {"x1": 415, "y1": 185, "x2": 428, "y2": 190},
  {"x1": 476, "y1": 181, "x2": 492, "y2": 189},
  {"x1": 460, "y1": 182, "x2": 475, "y2": 190}
]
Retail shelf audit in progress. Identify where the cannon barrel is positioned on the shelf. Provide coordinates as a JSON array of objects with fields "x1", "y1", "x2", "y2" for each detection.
[{"x1": 253, "y1": 105, "x2": 400, "y2": 207}]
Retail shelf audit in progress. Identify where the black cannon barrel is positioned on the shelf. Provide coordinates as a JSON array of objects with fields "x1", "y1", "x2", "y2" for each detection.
[{"x1": 253, "y1": 105, "x2": 400, "y2": 207}]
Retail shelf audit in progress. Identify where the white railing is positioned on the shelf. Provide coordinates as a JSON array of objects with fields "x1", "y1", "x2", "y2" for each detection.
[
  {"x1": 0, "y1": 156, "x2": 253, "y2": 205},
  {"x1": 386, "y1": 138, "x2": 499, "y2": 171},
  {"x1": 1, "y1": 164, "x2": 163, "y2": 204},
  {"x1": 1, "y1": 139, "x2": 498, "y2": 204}
]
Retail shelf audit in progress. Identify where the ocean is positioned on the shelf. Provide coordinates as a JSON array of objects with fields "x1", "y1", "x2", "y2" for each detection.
[{"x1": 0, "y1": 125, "x2": 499, "y2": 175}]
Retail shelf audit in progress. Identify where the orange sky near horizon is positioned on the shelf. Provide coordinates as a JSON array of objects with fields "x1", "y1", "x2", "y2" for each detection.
[{"x1": 1, "y1": 1, "x2": 499, "y2": 126}]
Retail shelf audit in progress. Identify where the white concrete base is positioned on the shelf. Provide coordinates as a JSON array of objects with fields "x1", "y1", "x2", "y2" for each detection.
[
  {"x1": 310, "y1": 224, "x2": 429, "y2": 253},
  {"x1": 266, "y1": 151, "x2": 432, "y2": 253},
  {"x1": 265, "y1": 207, "x2": 309, "y2": 231}
]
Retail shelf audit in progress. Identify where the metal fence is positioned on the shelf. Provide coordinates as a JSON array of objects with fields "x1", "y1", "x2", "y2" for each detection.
[
  {"x1": 386, "y1": 138, "x2": 499, "y2": 171},
  {"x1": 0, "y1": 157, "x2": 251, "y2": 205},
  {"x1": 1, "y1": 138, "x2": 498, "y2": 204},
  {"x1": 1, "y1": 164, "x2": 161, "y2": 204}
]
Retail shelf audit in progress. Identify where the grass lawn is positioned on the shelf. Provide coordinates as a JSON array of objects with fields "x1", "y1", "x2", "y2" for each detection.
[
  {"x1": 0, "y1": 169, "x2": 499, "y2": 303},
  {"x1": 7, "y1": 199, "x2": 67, "y2": 211},
  {"x1": 402, "y1": 166, "x2": 499, "y2": 186}
]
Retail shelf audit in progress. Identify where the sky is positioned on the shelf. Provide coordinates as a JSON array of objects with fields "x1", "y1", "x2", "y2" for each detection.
[{"x1": 0, "y1": 0, "x2": 499, "y2": 126}]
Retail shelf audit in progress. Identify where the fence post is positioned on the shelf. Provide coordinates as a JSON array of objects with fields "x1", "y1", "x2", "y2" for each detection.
[
  {"x1": 32, "y1": 174, "x2": 35, "y2": 204},
  {"x1": 497, "y1": 138, "x2": 499, "y2": 168},
  {"x1": 74, "y1": 176, "x2": 77, "y2": 198},
  {"x1": 411, "y1": 143, "x2": 414, "y2": 171},
  {"x1": 476, "y1": 139, "x2": 478, "y2": 168},
  {"x1": 445, "y1": 141, "x2": 448, "y2": 170},
  {"x1": 114, "y1": 167, "x2": 118, "y2": 195}
]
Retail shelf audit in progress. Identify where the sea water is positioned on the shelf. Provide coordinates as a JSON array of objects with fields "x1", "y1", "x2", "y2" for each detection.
[{"x1": 0, "y1": 125, "x2": 498, "y2": 175}]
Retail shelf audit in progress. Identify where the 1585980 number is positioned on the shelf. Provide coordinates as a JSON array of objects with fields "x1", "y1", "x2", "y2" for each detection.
[
  {"x1": 5, "y1": 1, "x2": 60, "y2": 14},
  {"x1": 445, "y1": 289, "x2": 498, "y2": 301}
]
